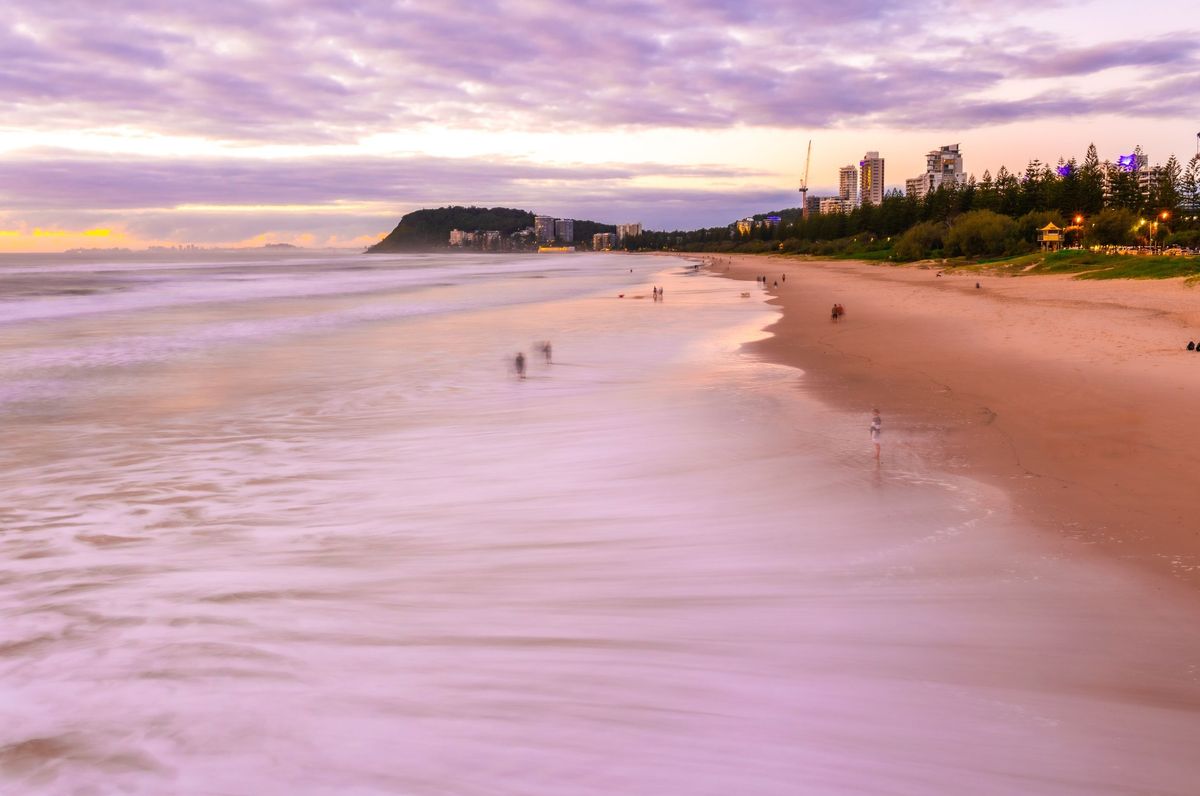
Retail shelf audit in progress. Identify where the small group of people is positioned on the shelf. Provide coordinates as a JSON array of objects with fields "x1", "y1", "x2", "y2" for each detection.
[
  {"x1": 830, "y1": 303, "x2": 846, "y2": 322},
  {"x1": 1188, "y1": 341, "x2": 1200, "y2": 351},
  {"x1": 513, "y1": 341, "x2": 553, "y2": 379},
  {"x1": 652, "y1": 286, "x2": 665, "y2": 301}
]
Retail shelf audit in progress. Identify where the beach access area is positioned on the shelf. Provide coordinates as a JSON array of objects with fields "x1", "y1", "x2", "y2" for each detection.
[{"x1": 700, "y1": 254, "x2": 1200, "y2": 590}]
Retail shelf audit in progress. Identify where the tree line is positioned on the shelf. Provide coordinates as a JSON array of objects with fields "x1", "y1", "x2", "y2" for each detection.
[{"x1": 621, "y1": 144, "x2": 1200, "y2": 260}]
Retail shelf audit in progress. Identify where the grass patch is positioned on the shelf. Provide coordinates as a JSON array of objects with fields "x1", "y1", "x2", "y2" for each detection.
[{"x1": 953, "y1": 250, "x2": 1200, "y2": 280}]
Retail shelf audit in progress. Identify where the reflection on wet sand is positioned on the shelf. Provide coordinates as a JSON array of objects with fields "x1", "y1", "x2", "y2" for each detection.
[{"x1": 1, "y1": 252, "x2": 1199, "y2": 794}]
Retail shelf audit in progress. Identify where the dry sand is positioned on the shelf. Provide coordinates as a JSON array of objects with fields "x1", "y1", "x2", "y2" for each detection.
[{"x1": 696, "y1": 254, "x2": 1200, "y2": 590}]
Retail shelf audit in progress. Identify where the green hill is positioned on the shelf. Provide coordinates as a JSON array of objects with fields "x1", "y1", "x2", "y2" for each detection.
[
  {"x1": 367, "y1": 206, "x2": 618, "y2": 251},
  {"x1": 368, "y1": 206, "x2": 534, "y2": 251}
]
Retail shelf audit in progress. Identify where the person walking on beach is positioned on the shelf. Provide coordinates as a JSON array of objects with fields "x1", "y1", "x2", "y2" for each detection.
[
  {"x1": 831, "y1": 304, "x2": 840, "y2": 323},
  {"x1": 514, "y1": 352, "x2": 526, "y2": 379},
  {"x1": 870, "y1": 409, "x2": 882, "y2": 459},
  {"x1": 540, "y1": 341, "x2": 552, "y2": 363}
]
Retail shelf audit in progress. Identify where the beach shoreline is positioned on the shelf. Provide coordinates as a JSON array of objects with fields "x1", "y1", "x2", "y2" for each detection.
[{"x1": 684, "y1": 253, "x2": 1200, "y2": 592}]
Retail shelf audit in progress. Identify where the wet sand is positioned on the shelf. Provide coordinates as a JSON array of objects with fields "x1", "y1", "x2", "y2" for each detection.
[{"x1": 697, "y1": 254, "x2": 1200, "y2": 589}]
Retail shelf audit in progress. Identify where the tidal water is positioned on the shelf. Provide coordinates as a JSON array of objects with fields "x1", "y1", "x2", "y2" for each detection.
[{"x1": 1, "y1": 250, "x2": 1198, "y2": 795}]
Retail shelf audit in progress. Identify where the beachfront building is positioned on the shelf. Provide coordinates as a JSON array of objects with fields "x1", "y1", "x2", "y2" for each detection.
[
  {"x1": 534, "y1": 215, "x2": 555, "y2": 243},
  {"x1": 616, "y1": 222, "x2": 642, "y2": 241},
  {"x1": 593, "y1": 232, "x2": 617, "y2": 250},
  {"x1": 819, "y1": 197, "x2": 851, "y2": 214},
  {"x1": 554, "y1": 218, "x2": 574, "y2": 243},
  {"x1": 804, "y1": 196, "x2": 823, "y2": 216},
  {"x1": 736, "y1": 218, "x2": 755, "y2": 235},
  {"x1": 838, "y1": 165, "x2": 859, "y2": 207},
  {"x1": 859, "y1": 151, "x2": 885, "y2": 206},
  {"x1": 905, "y1": 175, "x2": 931, "y2": 200},
  {"x1": 449, "y1": 229, "x2": 466, "y2": 246},
  {"x1": 928, "y1": 144, "x2": 964, "y2": 188},
  {"x1": 906, "y1": 144, "x2": 964, "y2": 198}
]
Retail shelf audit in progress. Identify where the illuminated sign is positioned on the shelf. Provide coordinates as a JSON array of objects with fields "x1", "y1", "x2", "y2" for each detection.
[
  {"x1": 1056, "y1": 164, "x2": 1073, "y2": 178},
  {"x1": 1116, "y1": 153, "x2": 1138, "y2": 171}
]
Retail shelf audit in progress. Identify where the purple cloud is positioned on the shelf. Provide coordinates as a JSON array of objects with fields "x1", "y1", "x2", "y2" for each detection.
[
  {"x1": 0, "y1": 152, "x2": 778, "y2": 235},
  {"x1": 4, "y1": 0, "x2": 1189, "y2": 142}
]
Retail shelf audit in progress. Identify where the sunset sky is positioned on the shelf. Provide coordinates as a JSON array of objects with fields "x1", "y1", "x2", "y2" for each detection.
[{"x1": 2, "y1": 0, "x2": 1198, "y2": 251}]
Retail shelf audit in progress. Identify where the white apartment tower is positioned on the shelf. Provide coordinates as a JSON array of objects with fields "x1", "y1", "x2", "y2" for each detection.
[
  {"x1": 838, "y1": 165, "x2": 859, "y2": 207},
  {"x1": 554, "y1": 218, "x2": 574, "y2": 243},
  {"x1": 859, "y1": 151, "x2": 885, "y2": 206},
  {"x1": 906, "y1": 144, "x2": 964, "y2": 199},
  {"x1": 926, "y1": 144, "x2": 964, "y2": 190}
]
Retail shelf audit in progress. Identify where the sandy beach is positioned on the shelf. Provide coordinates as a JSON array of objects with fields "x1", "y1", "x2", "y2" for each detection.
[{"x1": 699, "y1": 254, "x2": 1200, "y2": 590}]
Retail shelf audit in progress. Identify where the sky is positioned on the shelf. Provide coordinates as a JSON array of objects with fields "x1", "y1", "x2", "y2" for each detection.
[{"x1": 2, "y1": 0, "x2": 1199, "y2": 251}]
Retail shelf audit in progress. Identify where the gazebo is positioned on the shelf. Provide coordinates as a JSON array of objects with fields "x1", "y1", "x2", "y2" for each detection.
[{"x1": 1038, "y1": 222, "x2": 1064, "y2": 251}]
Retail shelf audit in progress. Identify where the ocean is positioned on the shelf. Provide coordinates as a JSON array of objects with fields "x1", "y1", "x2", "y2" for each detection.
[{"x1": 1, "y1": 250, "x2": 1198, "y2": 795}]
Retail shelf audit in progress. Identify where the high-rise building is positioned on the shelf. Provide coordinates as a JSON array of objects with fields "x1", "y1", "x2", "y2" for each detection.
[
  {"x1": 616, "y1": 222, "x2": 642, "y2": 241},
  {"x1": 554, "y1": 218, "x2": 574, "y2": 243},
  {"x1": 449, "y1": 229, "x2": 466, "y2": 246},
  {"x1": 534, "y1": 215, "x2": 556, "y2": 243},
  {"x1": 926, "y1": 144, "x2": 963, "y2": 190},
  {"x1": 838, "y1": 165, "x2": 859, "y2": 206},
  {"x1": 592, "y1": 232, "x2": 617, "y2": 250},
  {"x1": 819, "y1": 197, "x2": 850, "y2": 214},
  {"x1": 859, "y1": 151, "x2": 885, "y2": 206},
  {"x1": 905, "y1": 175, "x2": 932, "y2": 200},
  {"x1": 906, "y1": 144, "x2": 964, "y2": 198}
]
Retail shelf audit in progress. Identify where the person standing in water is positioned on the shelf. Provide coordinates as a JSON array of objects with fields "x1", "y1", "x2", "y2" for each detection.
[
  {"x1": 870, "y1": 409, "x2": 882, "y2": 459},
  {"x1": 514, "y1": 352, "x2": 526, "y2": 379}
]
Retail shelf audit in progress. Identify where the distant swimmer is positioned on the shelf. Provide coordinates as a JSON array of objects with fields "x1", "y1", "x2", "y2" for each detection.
[
  {"x1": 514, "y1": 352, "x2": 526, "y2": 379},
  {"x1": 870, "y1": 409, "x2": 882, "y2": 459}
]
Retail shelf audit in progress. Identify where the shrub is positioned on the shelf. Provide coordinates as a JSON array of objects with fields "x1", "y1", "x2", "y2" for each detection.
[
  {"x1": 944, "y1": 210, "x2": 1020, "y2": 257},
  {"x1": 1088, "y1": 208, "x2": 1138, "y2": 246},
  {"x1": 893, "y1": 221, "x2": 945, "y2": 260}
]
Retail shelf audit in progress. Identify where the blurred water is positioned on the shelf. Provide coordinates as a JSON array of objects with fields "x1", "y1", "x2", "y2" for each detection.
[{"x1": 1, "y1": 251, "x2": 1198, "y2": 795}]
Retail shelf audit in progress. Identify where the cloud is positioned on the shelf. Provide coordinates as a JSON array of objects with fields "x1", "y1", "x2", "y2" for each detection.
[
  {"x1": 4, "y1": 0, "x2": 1195, "y2": 142},
  {"x1": 0, "y1": 152, "x2": 779, "y2": 239}
]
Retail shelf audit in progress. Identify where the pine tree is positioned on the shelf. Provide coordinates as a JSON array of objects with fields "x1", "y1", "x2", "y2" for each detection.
[
  {"x1": 1080, "y1": 144, "x2": 1105, "y2": 213},
  {"x1": 1154, "y1": 154, "x2": 1182, "y2": 214},
  {"x1": 1183, "y1": 154, "x2": 1200, "y2": 213}
]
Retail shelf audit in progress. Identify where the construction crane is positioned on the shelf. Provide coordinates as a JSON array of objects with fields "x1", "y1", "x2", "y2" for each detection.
[{"x1": 798, "y1": 139, "x2": 813, "y2": 221}]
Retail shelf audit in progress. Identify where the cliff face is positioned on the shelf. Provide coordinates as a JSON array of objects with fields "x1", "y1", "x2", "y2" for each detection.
[{"x1": 366, "y1": 206, "x2": 535, "y2": 252}]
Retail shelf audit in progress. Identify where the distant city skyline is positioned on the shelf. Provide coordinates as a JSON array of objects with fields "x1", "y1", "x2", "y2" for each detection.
[{"x1": 1, "y1": 0, "x2": 1199, "y2": 251}]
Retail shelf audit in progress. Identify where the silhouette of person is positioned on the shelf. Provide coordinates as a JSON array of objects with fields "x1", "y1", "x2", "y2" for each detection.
[
  {"x1": 870, "y1": 409, "x2": 882, "y2": 459},
  {"x1": 1189, "y1": 341, "x2": 1196, "y2": 351},
  {"x1": 514, "y1": 352, "x2": 526, "y2": 379}
]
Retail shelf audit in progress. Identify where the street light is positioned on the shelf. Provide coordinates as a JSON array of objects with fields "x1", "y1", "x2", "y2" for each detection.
[{"x1": 1150, "y1": 211, "x2": 1170, "y2": 252}]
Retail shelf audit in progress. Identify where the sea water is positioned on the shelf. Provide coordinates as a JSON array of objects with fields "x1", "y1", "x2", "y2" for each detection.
[{"x1": 1, "y1": 251, "x2": 1198, "y2": 795}]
